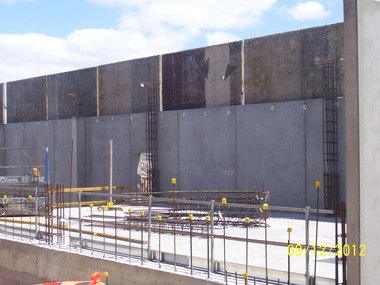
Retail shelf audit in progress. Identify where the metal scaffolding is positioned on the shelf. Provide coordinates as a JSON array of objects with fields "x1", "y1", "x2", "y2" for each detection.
[
  {"x1": 143, "y1": 82, "x2": 160, "y2": 194},
  {"x1": 317, "y1": 58, "x2": 339, "y2": 210}
]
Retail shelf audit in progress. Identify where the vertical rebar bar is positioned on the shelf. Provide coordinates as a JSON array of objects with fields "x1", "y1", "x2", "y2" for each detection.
[
  {"x1": 189, "y1": 214, "x2": 193, "y2": 275},
  {"x1": 109, "y1": 139, "x2": 113, "y2": 203},
  {"x1": 158, "y1": 216, "x2": 162, "y2": 268},
  {"x1": 102, "y1": 205, "x2": 105, "y2": 257},
  {"x1": 314, "y1": 182, "x2": 321, "y2": 283},
  {"x1": 245, "y1": 217, "x2": 250, "y2": 284},
  {"x1": 263, "y1": 203, "x2": 268, "y2": 285},
  {"x1": 287, "y1": 227, "x2": 292, "y2": 285},
  {"x1": 222, "y1": 198, "x2": 227, "y2": 285},
  {"x1": 3, "y1": 195, "x2": 7, "y2": 238},
  {"x1": 20, "y1": 142, "x2": 23, "y2": 241},
  {"x1": 305, "y1": 206, "x2": 311, "y2": 284},
  {"x1": 128, "y1": 208, "x2": 132, "y2": 263},
  {"x1": 104, "y1": 272, "x2": 109, "y2": 285},
  {"x1": 140, "y1": 210, "x2": 144, "y2": 265},
  {"x1": 114, "y1": 204, "x2": 117, "y2": 260},
  {"x1": 210, "y1": 200, "x2": 215, "y2": 273},
  {"x1": 69, "y1": 139, "x2": 74, "y2": 248},
  {"x1": 148, "y1": 195, "x2": 152, "y2": 261},
  {"x1": 78, "y1": 191, "x2": 82, "y2": 253},
  {"x1": 334, "y1": 200, "x2": 339, "y2": 285},
  {"x1": 206, "y1": 215, "x2": 211, "y2": 278},
  {"x1": 28, "y1": 195, "x2": 32, "y2": 241},
  {"x1": 90, "y1": 204, "x2": 94, "y2": 255},
  {"x1": 172, "y1": 178, "x2": 177, "y2": 272},
  {"x1": 341, "y1": 202, "x2": 347, "y2": 285}
]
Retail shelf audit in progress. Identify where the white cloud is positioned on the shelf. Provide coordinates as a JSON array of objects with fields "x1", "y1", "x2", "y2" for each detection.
[
  {"x1": 285, "y1": 1, "x2": 331, "y2": 21},
  {"x1": 0, "y1": 30, "x2": 185, "y2": 82},
  {"x1": 206, "y1": 31, "x2": 240, "y2": 46},
  {"x1": 116, "y1": 0, "x2": 276, "y2": 31},
  {"x1": 1, "y1": 0, "x2": 277, "y2": 82}
]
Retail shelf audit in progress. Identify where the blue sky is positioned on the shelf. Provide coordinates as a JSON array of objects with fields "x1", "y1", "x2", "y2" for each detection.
[{"x1": 0, "y1": 0, "x2": 343, "y2": 82}]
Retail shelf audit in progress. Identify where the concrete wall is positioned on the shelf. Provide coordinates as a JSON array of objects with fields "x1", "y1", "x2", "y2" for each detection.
[
  {"x1": 162, "y1": 41, "x2": 242, "y2": 111},
  {"x1": 244, "y1": 23, "x2": 344, "y2": 104},
  {"x1": 344, "y1": 0, "x2": 360, "y2": 284},
  {"x1": 2, "y1": 23, "x2": 343, "y2": 122},
  {"x1": 98, "y1": 56, "x2": 159, "y2": 115},
  {"x1": 7, "y1": 76, "x2": 46, "y2": 123},
  {"x1": 47, "y1": 68, "x2": 97, "y2": 120},
  {"x1": 357, "y1": 1, "x2": 380, "y2": 284},
  {"x1": 0, "y1": 83, "x2": 3, "y2": 124},
  {"x1": 2, "y1": 119, "x2": 72, "y2": 183},
  {"x1": 0, "y1": 99, "x2": 345, "y2": 208},
  {"x1": 0, "y1": 239, "x2": 221, "y2": 285}
]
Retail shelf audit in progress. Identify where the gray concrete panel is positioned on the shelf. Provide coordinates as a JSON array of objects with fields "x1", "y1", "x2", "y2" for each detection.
[
  {"x1": 132, "y1": 56, "x2": 160, "y2": 113},
  {"x1": 178, "y1": 106, "x2": 236, "y2": 190},
  {"x1": 158, "y1": 110, "x2": 179, "y2": 191},
  {"x1": 3, "y1": 119, "x2": 72, "y2": 185},
  {"x1": 7, "y1": 76, "x2": 46, "y2": 123},
  {"x1": 98, "y1": 56, "x2": 159, "y2": 116},
  {"x1": 204, "y1": 41, "x2": 242, "y2": 107},
  {"x1": 244, "y1": 30, "x2": 301, "y2": 104},
  {"x1": 86, "y1": 115, "x2": 131, "y2": 188},
  {"x1": 21, "y1": 120, "x2": 54, "y2": 183},
  {"x1": 98, "y1": 61, "x2": 133, "y2": 115},
  {"x1": 236, "y1": 101, "x2": 306, "y2": 207},
  {"x1": 51, "y1": 119, "x2": 73, "y2": 186},
  {"x1": 300, "y1": 23, "x2": 344, "y2": 99},
  {"x1": 343, "y1": 1, "x2": 360, "y2": 282},
  {"x1": 0, "y1": 83, "x2": 3, "y2": 124},
  {"x1": 229, "y1": 41, "x2": 243, "y2": 105},
  {"x1": 162, "y1": 49, "x2": 206, "y2": 110},
  {"x1": 0, "y1": 125, "x2": 4, "y2": 176},
  {"x1": 3, "y1": 123, "x2": 24, "y2": 176},
  {"x1": 244, "y1": 24, "x2": 343, "y2": 105},
  {"x1": 129, "y1": 113, "x2": 146, "y2": 189},
  {"x1": 305, "y1": 99, "x2": 323, "y2": 207},
  {"x1": 47, "y1": 68, "x2": 97, "y2": 120}
]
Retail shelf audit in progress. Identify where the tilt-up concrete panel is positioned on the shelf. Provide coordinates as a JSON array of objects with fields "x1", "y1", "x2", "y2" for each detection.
[
  {"x1": 98, "y1": 56, "x2": 159, "y2": 116},
  {"x1": 304, "y1": 99, "x2": 324, "y2": 207},
  {"x1": 51, "y1": 119, "x2": 73, "y2": 186},
  {"x1": 178, "y1": 106, "x2": 237, "y2": 190},
  {"x1": 0, "y1": 125, "x2": 3, "y2": 176},
  {"x1": 158, "y1": 110, "x2": 179, "y2": 191},
  {"x1": 47, "y1": 68, "x2": 97, "y2": 120},
  {"x1": 244, "y1": 30, "x2": 301, "y2": 104},
  {"x1": 21, "y1": 121, "x2": 54, "y2": 184},
  {"x1": 0, "y1": 83, "x2": 3, "y2": 124},
  {"x1": 129, "y1": 113, "x2": 146, "y2": 190},
  {"x1": 204, "y1": 41, "x2": 242, "y2": 107},
  {"x1": 3, "y1": 122, "x2": 24, "y2": 177},
  {"x1": 358, "y1": 2, "x2": 380, "y2": 283},
  {"x1": 300, "y1": 23, "x2": 344, "y2": 99},
  {"x1": 244, "y1": 23, "x2": 344, "y2": 105},
  {"x1": 7, "y1": 76, "x2": 46, "y2": 123},
  {"x1": 2, "y1": 119, "x2": 73, "y2": 186},
  {"x1": 86, "y1": 115, "x2": 131, "y2": 188},
  {"x1": 236, "y1": 101, "x2": 306, "y2": 207},
  {"x1": 162, "y1": 48, "x2": 207, "y2": 111}
]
